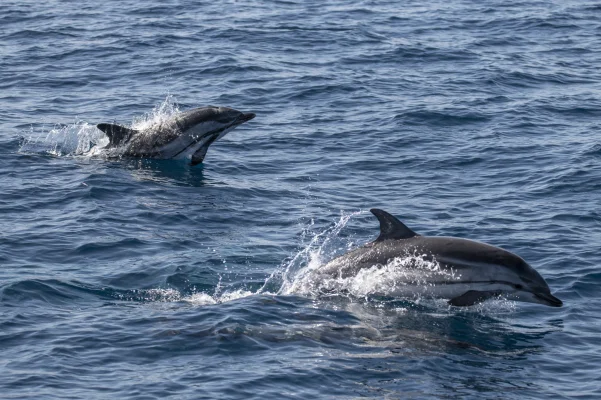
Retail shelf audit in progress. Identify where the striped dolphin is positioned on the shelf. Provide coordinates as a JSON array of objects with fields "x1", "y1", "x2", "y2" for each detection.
[
  {"x1": 96, "y1": 106, "x2": 255, "y2": 165},
  {"x1": 315, "y1": 209, "x2": 562, "y2": 307}
]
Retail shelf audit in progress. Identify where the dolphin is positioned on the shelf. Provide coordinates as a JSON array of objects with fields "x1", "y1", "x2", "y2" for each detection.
[
  {"x1": 314, "y1": 209, "x2": 562, "y2": 307},
  {"x1": 96, "y1": 106, "x2": 255, "y2": 165}
]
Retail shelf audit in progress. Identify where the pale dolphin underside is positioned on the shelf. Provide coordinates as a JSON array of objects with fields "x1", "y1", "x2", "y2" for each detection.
[{"x1": 96, "y1": 106, "x2": 255, "y2": 165}]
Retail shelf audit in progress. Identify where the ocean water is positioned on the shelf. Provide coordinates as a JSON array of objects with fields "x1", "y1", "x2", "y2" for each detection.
[{"x1": 2, "y1": 0, "x2": 601, "y2": 398}]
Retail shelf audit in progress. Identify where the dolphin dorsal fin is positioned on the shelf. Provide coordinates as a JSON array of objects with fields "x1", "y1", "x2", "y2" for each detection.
[
  {"x1": 370, "y1": 209, "x2": 419, "y2": 242},
  {"x1": 96, "y1": 123, "x2": 138, "y2": 147}
]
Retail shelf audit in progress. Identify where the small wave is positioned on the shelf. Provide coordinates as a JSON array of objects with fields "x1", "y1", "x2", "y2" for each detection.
[
  {"x1": 584, "y1": 143, "x2": 601, "y2": 157},
  {"x1": 1, "y1": 279, "x2": 78, "y2": 305},
  {"x1": 0, "y1": 279, "x2": 115, "y2": 306},
  {"x1": 394, "y1": 109, "x2": 491, "y2": 127}
]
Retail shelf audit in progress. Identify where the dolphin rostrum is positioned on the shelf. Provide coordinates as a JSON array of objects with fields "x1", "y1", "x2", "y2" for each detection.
[
  {"x1": 96, "y1": 106, "x2": 255, "y2": 165},
  {"x1": 314, "y1": 209, "x2": 562, "y2": 307}
]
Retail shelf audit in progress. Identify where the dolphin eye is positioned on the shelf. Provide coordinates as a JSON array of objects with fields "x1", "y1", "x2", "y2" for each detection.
[{"x1": 514, "y1": 284, "x2": 524, "y2": 290}]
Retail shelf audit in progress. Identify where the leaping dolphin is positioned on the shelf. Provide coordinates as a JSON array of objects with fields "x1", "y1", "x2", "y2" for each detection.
[
  {"x1": 314, "y1": 209, "x2": 562, "y2": 307},
  {"x1": 96, "y1": 106, "x2": 255, "y2": 165}
]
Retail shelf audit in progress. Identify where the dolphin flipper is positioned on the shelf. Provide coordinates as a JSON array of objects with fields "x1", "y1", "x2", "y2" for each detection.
[
  {"x1": 97, "y1": 123, "x2": 138, "y2": 147},
  {"x1": 190, "y1": 134, "x2": 219, "y2": 166},
  {"x1": 448, "y1": 290, "x2": 503, "y2": 306},
  {"x1": 370, "y1": 209, "x2": 419, "y2": 242}
]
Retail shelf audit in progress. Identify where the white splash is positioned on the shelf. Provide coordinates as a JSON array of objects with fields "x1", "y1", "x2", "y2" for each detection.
[
  {"x1": 285, "y1": 251, "x2": 462, "y2": 301},
  {"x1": 124, "y1": 287, "x2": 256, "y2": 306},
  {"x1": 19, "y1": 121, "x2": 107, "y2": 157},
  {"x1": 260, "y1": 210, "x2": 363, "y2": 295},
  {"x1": 130, "y1": 94, "x2": 180, "y2": 132},
  {"x1": 181, "y1": 289, "x2": 256, "y2": 305},
  {"x1": 347, "y1": 254, "x2": 462, "y2": 297},
  {"x1": 18, "y1": 95, "x2": 181, "y2": 158}
]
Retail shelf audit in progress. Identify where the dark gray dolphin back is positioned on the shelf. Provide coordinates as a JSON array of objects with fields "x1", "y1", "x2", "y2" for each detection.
[
  {"x1": 175, "y1": 106, "x2": 242, "y2": 131},
  {"x1": 370, "y1": 209, "x2": 419, "y2": 242}
]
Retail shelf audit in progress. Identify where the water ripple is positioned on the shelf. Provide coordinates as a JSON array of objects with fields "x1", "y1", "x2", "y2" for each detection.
[{"x1": 1, "y1": 0, "x2": 601, "y2": 398}]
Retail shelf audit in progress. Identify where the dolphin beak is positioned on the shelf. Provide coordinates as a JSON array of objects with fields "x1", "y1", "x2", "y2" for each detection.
[
  {"x1": 534, "y1": 292, "x2": 563, "y2": 307},
  {"x1": 239, "y1": 112, "x2": 255, "y2": 123}
]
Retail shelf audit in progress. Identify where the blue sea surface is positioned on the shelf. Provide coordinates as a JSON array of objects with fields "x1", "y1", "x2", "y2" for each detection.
[{"x1": 1, "y1": 0, "x2": 601, "y2": 398}]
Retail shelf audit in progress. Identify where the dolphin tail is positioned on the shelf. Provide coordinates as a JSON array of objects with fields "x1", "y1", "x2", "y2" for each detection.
[{"x1": 97, "y1": 123, "x2": 138, "y2": 147}]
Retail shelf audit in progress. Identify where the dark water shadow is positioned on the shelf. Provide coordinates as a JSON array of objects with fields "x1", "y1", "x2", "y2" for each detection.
[
  {"x1": 117, "y1": 158, "x2": 209, "y2": 187},
  {"x1": 301, "y1": 295, "x2": 561, "y2": 358}
]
